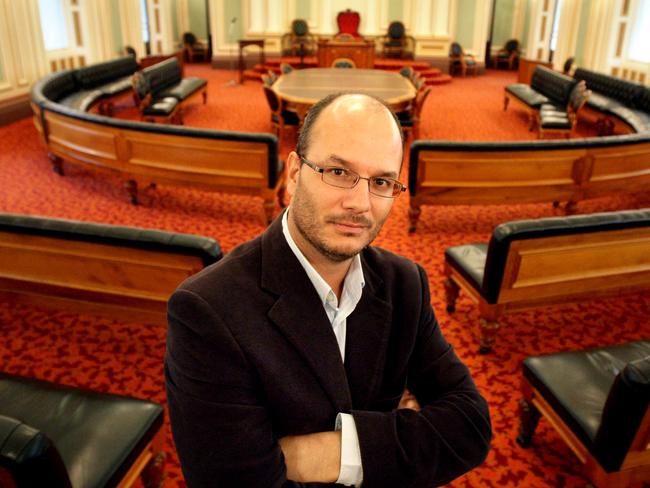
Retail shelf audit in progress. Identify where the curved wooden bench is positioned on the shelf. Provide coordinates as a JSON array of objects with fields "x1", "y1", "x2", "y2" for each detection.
[
  {"x1": 31, "y1": 70, "x2": 285, "y2": 224},
  {"x1": 408, "y1": 135, "x2": 650, "y2": 232},
  {"x1": 0, "y1": 213, "x2": 222, "y2": 324}
]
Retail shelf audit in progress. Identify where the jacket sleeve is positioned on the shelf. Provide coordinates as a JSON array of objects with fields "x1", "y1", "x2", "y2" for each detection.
[
  {"x1": 351, "y1": 265, "x2": 492, "y2": 488},
  {"x1": 165, "y1": 288, "x2": 290, "y2": 488}
]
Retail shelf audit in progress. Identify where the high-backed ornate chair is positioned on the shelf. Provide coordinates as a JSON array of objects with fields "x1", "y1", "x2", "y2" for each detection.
[
  {"x1": 0, "y1": 372, "x2": 165, "y2": 488},
  {"x1": 495, "y1": 39, "x2": 520, "y2": 70},
  {"x1": 336, "y1": 9, "x2": 361, "y2": 39},
  {"x1": 381, "y1": 21, "x2": 415, "y2": 59},
  {"x1": 182, "y1": 31, "x2": 209, "y2": 63},
  {"x1": 281, "y1": 19, "x2": 316, "y2": 56},
  {"x1": 518, "y1": 341, "x2": 650, "y2": 488},
  {"x1": 449, "y1": 42, "x2": 477, "y2": 76}
]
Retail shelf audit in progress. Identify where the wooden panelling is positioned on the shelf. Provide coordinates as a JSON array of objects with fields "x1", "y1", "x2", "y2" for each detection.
[
  {"x1": 499, "y1": 228, "x2": 650, "y2": 302},
  {"x1": 0, "y1": 231, "x2": 206, "y2": 324}
]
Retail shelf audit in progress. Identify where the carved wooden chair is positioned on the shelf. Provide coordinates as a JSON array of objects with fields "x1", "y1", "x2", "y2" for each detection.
[
  {"x1": 495, "y1": 39, "x2": 520, "y2": 70},
  {"x1": 182, "y1": 32, "x2": 209, "y2": 63},
  {"x1": 449, "y1": 42, "x2": 477, "y2": 76},
  {"x1": 381, "y1": 21, "x2": 415, "y2": 59}
]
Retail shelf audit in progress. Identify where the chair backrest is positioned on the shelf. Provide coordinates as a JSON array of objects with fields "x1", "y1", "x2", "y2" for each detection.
[
  {"x1": 332, "y1": 58, "x2": 355, "y2": 68},
  {"x1": 0, "y1": 415, "x2": 72, "y2": 487},
  {"x1": 142, "y1": 57, "x2": 182, "y2": 93},
  {"x1": 262, "y1": 85, "x2": 281, "y2": 113},
  {"x1": 399, "y1": 66, "x2": 414, "y2": 79},
  {"x1": 504, "y1": 39, "x2": 519, "y2": 53},
  {"x1": 481, "y1": 208, "x2": 650, "y2": 304},
  {"x1": 449, "y1": 42, "x2": 463, "y2": 57},
  {"x1": 337, "y1": 9, "x2": 361, "y2": 37},
  {"x1": 124, "y1": 45, "x2": 137, "y2": 59},
  {"x1": 563, "y1": 56, "x2": 575, "y2": 75},
  {"x1": 182, "y1": 32, "x2": 197, "y2": 46},
  {"x1": 387, "y1": 21, "x2": 405, "y2": 40},
  {"x1": 413, "y1": 86, "x2": 432, "y2": 120},
  {"x1": 593, "y1": 355, "x2": 650, "y2": 472},
  {"x1": 531, "y1": 66, "x2": 577, "y2": 106},
  {"x1": 291, "y1": 19, "x2": 309, "y2": 36},
  {"x1": 261, "y1": 73, "x2": 273, "y2": 86},
  {"x1": 280, "y1": 63, "x2": 293, "y2": 74}
]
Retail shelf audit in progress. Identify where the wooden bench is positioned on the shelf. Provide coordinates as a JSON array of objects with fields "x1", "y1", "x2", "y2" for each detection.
[
  {"x1": 132, "y1": 57, "x2": 208, "y2": 124},
  {"x1": 443, "y1": 209, "x2": 650, "y2": 353},
  {"x1": 407, "y1": 137, "x2": 650, "y2": 232},
  {"x1": 0, "y1": 213, "x2": 222, "y2": 325},
  {"x1": 32, "y1": 70, "x2": 285, "y2": 224}
]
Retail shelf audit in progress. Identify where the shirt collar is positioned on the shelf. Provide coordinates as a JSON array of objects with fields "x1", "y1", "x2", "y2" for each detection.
[{"x1": 282, "y1": 208, "x2": 365, "y2": 307}]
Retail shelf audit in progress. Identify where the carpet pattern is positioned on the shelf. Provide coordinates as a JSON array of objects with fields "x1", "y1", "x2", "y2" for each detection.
[{"x1": 0, "y1": 66, "x2": 648, "y2": 487}]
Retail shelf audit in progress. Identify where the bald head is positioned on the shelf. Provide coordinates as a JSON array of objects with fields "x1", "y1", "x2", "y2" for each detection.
[{"x1": 296, "y1": 93, "x2": 404, "y2": 159}]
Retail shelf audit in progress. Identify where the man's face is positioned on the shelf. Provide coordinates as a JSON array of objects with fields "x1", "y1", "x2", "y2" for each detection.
[{"x1": 286, "y1": 95, "x2": 403, "y2": 263}]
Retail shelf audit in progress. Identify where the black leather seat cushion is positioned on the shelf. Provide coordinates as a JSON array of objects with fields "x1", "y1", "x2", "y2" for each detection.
[
  {"x1": 444, "y1": 208, "x2": 650, "y2": 304},
  {"x1": 585, "y1": 91, "x2": 619, "y2": 112},
  {"x1": 0, "y1": 372, "x2": 163, "y2": 488},
  {"x1": 540, "y1": 113, "x2": 571, "y2": 129},
  {"x1": 444, "y1": 243, "x2": 487, "y2": 293},
  {"x1": 144, "y1": 96, "x2": 179, "y2": 116},
  {"x1": 0, "y1": 213, "x2": 222, "y2": 266},
  {"x1": 59, "y1": 89, "x2": 104, "y2": 111},
  {"x1": 99, "y1": 77, "x2": 133, "y2": 97},
  {"x1": 506, "y1": 83, "x2": 549, "y2": 108},
  {"x1": 523, "y1": 341, "x2": 650, "y2": 471},
  {"x1": 157, "y1": 77, "x2": 207, "y2": 100}
]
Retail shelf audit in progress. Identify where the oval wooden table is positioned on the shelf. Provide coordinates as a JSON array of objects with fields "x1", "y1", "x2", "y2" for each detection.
[{"x1": 272, "y1": 68, "x2": 416, "y2": 122}]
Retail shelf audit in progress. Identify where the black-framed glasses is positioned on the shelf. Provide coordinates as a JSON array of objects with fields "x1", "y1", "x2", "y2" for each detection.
[{"x1": 299, "y1": 156, "x2": 406, "y2": 198}]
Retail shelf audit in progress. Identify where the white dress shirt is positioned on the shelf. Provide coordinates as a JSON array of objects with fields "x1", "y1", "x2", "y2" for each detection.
[{"x1": 282, "y1": 209, "x2": 364, "y2": 486}]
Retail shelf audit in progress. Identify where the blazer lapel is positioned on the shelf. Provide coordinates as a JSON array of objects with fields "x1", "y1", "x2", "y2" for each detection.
[
  {"x1": 261, "y1": 216, "x2": 352, "y2": 412},
  {"x1": 344, "y1": 253, "x2": 393, "y2": 409}
]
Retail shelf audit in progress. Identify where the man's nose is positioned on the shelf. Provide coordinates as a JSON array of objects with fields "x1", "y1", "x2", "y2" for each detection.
[{"x1": 342, "y1": 177, "x2": 372, "y2": 210}]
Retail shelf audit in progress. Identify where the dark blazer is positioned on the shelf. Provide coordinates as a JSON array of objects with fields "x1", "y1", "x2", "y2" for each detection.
[{"x1": 165, "y1": 216, "x2": 491, "y2": 487}]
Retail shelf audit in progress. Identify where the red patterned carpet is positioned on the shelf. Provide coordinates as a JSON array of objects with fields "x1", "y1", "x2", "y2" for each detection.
[{"x1": 0, "y1": 66, "x2": 648, "y2": 487}]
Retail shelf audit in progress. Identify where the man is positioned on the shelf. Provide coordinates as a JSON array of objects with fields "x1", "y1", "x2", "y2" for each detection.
[{"x1": 165, "y1": 93, "x2": 491, "y2": 487}]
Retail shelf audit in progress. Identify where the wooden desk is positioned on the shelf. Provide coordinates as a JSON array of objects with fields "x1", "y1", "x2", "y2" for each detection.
[
  {"x1": 317, "y1": 38, "x2": 375, "y2": 68},
  {"x1": 238, "y1": 39, "x2": 265, "y2": 83},
  {"x1": 273, "y1": 68, "x2": 415, "y2": 122},
  {"x1": 518, "y1": 58, "x2": 553, "y2": 84}
]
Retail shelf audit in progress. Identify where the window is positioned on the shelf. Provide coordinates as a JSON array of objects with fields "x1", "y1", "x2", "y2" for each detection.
[
  {"x1": 140, "y1": 0, "x2": 150, "y2": 43},
  {"x1": 38, "y1": 0, "x2": 69, "y2": 51},
  {"x1": 629, "y1": 0, "x2": 650, "y2": 63}
]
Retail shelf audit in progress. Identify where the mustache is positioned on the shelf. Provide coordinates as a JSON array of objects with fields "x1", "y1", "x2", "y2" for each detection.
[{"x1": 327, "y1": 215, "x2": 373, "y2": 227}]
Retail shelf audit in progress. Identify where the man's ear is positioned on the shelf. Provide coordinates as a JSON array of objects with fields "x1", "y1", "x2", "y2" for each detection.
[{"x1": 285, "y1": 151, "x2": 301, "y2": 198}]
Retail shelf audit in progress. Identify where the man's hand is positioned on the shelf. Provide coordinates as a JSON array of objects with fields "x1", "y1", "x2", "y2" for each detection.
[{"x1": 279, "y1": 431, "x2": 341, "y2": 482}]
